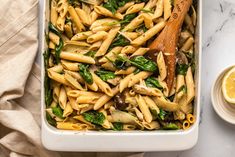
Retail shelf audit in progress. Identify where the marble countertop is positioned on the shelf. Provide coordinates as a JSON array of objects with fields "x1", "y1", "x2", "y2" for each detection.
[{"x1": 36, "y1": 0, "x2": 235, "y2": 156}]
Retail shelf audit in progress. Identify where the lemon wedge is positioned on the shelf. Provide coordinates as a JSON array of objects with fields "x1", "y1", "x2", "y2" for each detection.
[{"x1": 222, "y1": 67, "x2": 235, "y2": 104}]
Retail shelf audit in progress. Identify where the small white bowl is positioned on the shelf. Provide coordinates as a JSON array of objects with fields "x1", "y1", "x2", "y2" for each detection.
[{"x1": 211, "y1": 65, "x2": 235, "y2": 125}]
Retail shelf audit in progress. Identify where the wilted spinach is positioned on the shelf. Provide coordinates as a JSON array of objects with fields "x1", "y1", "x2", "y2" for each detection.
[
  {"x1": 82, "y1": 110, "x2": 105, "y2": 125},
  {"x1": 79, "y1": 64, "x2": 93, "y2": 84},
  {"x1": 110, "y1": 34, "x2": 130, "y2": 48},
  {"x1": 52, "y1": 105, "x2": 64, "y2": 119},
  {"x1": 103, "y1": 0, "x2": 131, "y2": 14},
  {"x1": 84, "y1": 50, "x2": 96, "y2": 58},
  {"x1": 46, "y1": 112, "x2": 56, "y2": 126},
  {"x1": 163, "y1": 123, "x2": 179, "y2": 130},
  {"x1": 145, "y1": 77, "x2": 163, "y2": 89},
  {"x1": 130, "y1": 56, "x2": 158, "y2": 72},
  {"x1": 158, "y1": 109, "x2": 167, "y2": 121},
  {"x1": 95, "y1": 70, "x2": 116, "y2": 81},
  {"x1": 43, "y1": 50, "x2": 53, "y2": 107},
  {"x1": 176, "y1": 63, "x2": 189, "y2": 75},
  {"x1": 113, "y1": 122, "x2": 123, "y2": 131},
  {"x1": 48, "y1": 22, "x2": 63, "y2": 64}
]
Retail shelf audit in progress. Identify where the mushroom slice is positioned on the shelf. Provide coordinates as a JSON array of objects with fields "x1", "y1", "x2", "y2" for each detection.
[{"x1": 133, "y1": 84, "x2": 163, "y2": 97}]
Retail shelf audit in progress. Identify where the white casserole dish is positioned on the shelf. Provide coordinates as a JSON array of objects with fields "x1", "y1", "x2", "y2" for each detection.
[{"x1": 40, "y1": 0, "x2": 202, "y2": 151}]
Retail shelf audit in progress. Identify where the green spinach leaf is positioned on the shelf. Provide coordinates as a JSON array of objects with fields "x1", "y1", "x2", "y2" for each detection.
[
  {"x1": 79, "y1": 64, "x2": 93, "y2": 84},
  {"x1": 103, "y1": 0, "x2": 131, "y2": 14},
  {"x1": 113, "y1": 122, "x2": 123, "y2": 131},
  {"x1": 120, "y1": 13, "x2": 137, "y2": 26},
  {"x1": 43, "y1": 50, "x2": 53, "y2": 107},
  {"x1": 145, "y1": 77, "x2": 163, "y2": 89},
  {"x1": 48, "y1": 22, "x2": 64, "y2": 64},
  {"x1": 130, "y1": 56, "x2": 158, "y2": 72},
  {"x1": 110, "y1": 35, "x2": 130, "y2": 48},
  {"x1": 163, "y1": 123, "x2": 179, "y2": 130},
  {"x1": 82, "y1": 110, "x2": 105, "y2": 125},
  {"x1": 141, "y1": 8, "x2": 154, "y2": 14},
  {"x1": 158, "y1": 109, "x2": 167, "y2": 121},
  {"x1": 46, "y1": 112, "x2": 56, "y2": 126},
  {"x1": 177, "y1": 85, "x2": 187, "y2": 93},
  {"x1": 84, "y1": 50, "x2": 96, "y2": 58},
  {"x1": 95, "y1": 70, "x2": 116, "y2": 81},
  {"x1": 52, "y1": 106, "x2": 64, "y2": 119},
  {"x1": 176, "y1": 63, "x2": 189, "y2": 75}
]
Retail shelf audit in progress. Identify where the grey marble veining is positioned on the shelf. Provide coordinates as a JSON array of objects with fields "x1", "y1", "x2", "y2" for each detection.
[{"x1": 36, "y1": 0, "x2": 235, "y2": 156}]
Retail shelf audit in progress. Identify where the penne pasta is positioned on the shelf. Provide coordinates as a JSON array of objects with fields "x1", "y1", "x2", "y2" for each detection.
[
  {"x1": 136, "y1": 95, "x2": 153, "y2": 123},
  {"x1": 131, "y1": 21, "x2": 166, "y2": 46},
  {"x1": 87, "y1": 31, "x2": 108, "y2": 43},
  {"x1": 60, "y1": 52, "x2": 95, "y2": 64},
  {"x1": 95, "y1": 27, "x2": 120, "y2": 57},
  {"x1": 68, "y1": 6, "x2": 85, "y2": 32}
]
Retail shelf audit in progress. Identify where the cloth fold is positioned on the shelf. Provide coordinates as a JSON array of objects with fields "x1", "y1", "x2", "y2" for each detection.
[{"x1": 0, "y1": 0, "x2": 145, "y2": 157}]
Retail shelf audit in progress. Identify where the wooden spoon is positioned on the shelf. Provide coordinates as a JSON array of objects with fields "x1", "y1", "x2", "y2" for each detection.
[{"x1": 148, "y1": 0, "x2": 192, "y2": 91}]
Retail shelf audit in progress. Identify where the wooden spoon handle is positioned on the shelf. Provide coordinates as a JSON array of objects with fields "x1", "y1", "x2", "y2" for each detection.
[{"x1": 148, "y1": 0, "x2": 192, "y2": 90}]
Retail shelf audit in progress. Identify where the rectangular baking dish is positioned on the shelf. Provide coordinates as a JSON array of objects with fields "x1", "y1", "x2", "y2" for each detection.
[{"x1": 40, "y1": 0, "x2": 202, "y2": 151}]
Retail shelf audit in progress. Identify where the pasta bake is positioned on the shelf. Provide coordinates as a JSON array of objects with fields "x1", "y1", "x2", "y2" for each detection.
[{"x1": 44, "y1": 0, "x2": 197, "y2": 131}]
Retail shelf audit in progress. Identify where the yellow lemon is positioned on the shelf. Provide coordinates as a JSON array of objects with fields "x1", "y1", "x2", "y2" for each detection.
[{"x1": 222, "y1": 67, "x2": 235, "y2": 104}]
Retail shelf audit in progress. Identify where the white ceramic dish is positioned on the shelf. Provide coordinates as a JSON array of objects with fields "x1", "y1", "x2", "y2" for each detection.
[
  {"x1": 211, "y1": 65, "x2": 235, "y2": 125},
  {"x1": 40, "y1": 0, "x2": 202, "y2": 151}
]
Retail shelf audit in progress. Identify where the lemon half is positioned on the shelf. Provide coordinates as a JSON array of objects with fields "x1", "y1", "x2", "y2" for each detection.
[{"x1": 222, "y1": 67, "x2": 235, "y2": 104}]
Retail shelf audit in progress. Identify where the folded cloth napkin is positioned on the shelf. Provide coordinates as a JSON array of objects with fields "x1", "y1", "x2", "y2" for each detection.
[{"x1": 0, "y1": 0, "x2": 145, "y2": 157}]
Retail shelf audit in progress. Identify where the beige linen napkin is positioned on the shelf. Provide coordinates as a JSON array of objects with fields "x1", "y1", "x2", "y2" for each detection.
[{"x1": 0, "y1": 0, "x2": 145, "y2": 156}]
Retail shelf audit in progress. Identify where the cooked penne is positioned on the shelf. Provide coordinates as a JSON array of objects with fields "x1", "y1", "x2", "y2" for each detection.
[
  {"x1": 60, "y1": 52, "x2": 95, "y2": 64},
  {"x1": 153, "y1": 0, "x2": 163, "y2": 19},
  {"x1": 144, "y1": 0, "x2": 158, "y2": 10},
  {"x1": 56, "y1": 16, "x2": 66, "y2": 31},
  {"x1": 117, "y1": 2, "x2": 135, "y2": 13},
  {"x1": 131, "y1": 47, "x2": 149, "y2": 57},
  {"x1": 63, "y1": 102, "x2": 73, "y2": 117},
  {"x1": 131, "y1": 21, "x2": 166, "y2": 45},
  {"x1": 50, "y1": 0, "x2": 58, "y2": 26},
  {"x1": 99, "y1": 46, "x2": 123, "y2": 63},
  {"x1": 61, "y1": 60, "x2": 79, "y2": 71},
  {"x1": 95, "y1": 27, "x2": 120, "y2": 57},
  {"x1": 49, "y1": 32, "x2": 60, "y2": 45},
  {"x1": 164, "y1": 0, "x2": 172, "y2": 20},
  {"x1": 91, "y1": 72, "x2": 113, "y2": 96},
  {"x1": 152, "y1": 96, "x2": 179, "y2": 112},
  {"x1": 115, "y1": 66, "x2": 136, "y2": 75},
  {"x1": 157, "y1": 51, "x2": 167, "y2": 81},
  {"x1": 126, "y1": 3, "x2": 145, "y2": 15},
  {"x1": 94, "y1": 6, "x2": 123, "y2": 20},
  {"x1": 71, "y1": 31, "x2": 93, "y2": 41},
  {"x1": 142, "y1": 13, "x2": 154, "y2": 29},
  {"x1": 47, "y1": 70, "x2": 70, "y2": 86},
  {"x1": 58, "y1": 86, "x2": 67, "y2": 109},
  {"x1": 68, "y1": 6, "x2": 85, "y2": 32},
  {"x1": 75, "y1": 8, "x2": 90, "y2": 26},
  {"x1": 119, "y1": 73, "x2": 134, "y2": 92},
  {"x1": 89, "y1": 41, "x2": 103, "y2": 51},
  {"x1": 87, "y1": 31, "x2": 108, "y2": 43},
  {"x1": 128, "y1": 71, "x2": 152, "y2": 88},
  {"x1": 136, "y1": 95, "x2": 152, "y2": 123},
  {"x1": 94, "y1": 86, "x2": 119, "y2": 110},
  {"x1": 186, "y1": 67, "x2": 195, "y2": 103},
  {"x1": 121, "y1": 45, "x2": 137, "y2": 54},
  {"x1": 180, "y1": 37, "x2": 194, "y2": 51},
  {"x1": 64, "y1": 72, "x2": 84, "y2": 90},
  {"x1": 122, "y1": 15, "x2": 144, "y2": 32}
]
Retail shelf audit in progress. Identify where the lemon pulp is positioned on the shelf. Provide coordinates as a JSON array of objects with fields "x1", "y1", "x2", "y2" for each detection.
[{"x1": 225, "y1": 71, "x2": 235, "y2": 99}]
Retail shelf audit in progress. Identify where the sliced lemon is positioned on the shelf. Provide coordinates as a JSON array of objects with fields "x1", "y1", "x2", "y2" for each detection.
[{"x1": 222, "y1": 67, "x2": 235, "y2": 104}]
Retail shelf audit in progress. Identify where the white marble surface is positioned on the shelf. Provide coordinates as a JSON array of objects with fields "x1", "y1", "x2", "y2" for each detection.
[{"x1": 36, "y1": 0, "x2": 235, "y2": 156}]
